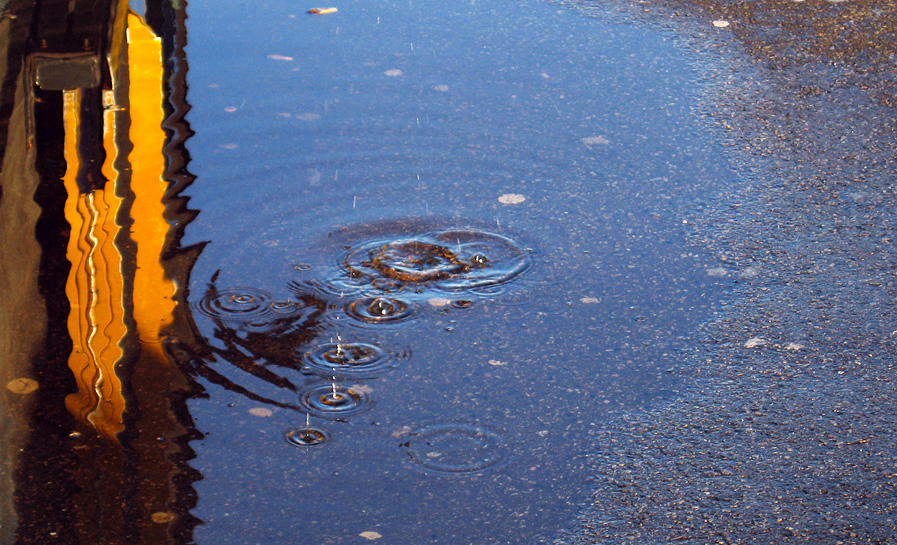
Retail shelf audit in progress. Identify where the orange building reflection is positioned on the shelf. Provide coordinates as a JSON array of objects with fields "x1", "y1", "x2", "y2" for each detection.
[{"x1": 1, "y1": 1, "x2": 201, "y2": 542}]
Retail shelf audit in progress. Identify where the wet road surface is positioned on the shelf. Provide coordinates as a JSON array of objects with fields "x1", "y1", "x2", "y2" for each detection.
[
  {"x1": 1, "y1": 0, "x2": 895, "y2": 543},
  {"x1": 558, "y1": 0, "x2": 897, "y2": 543}
]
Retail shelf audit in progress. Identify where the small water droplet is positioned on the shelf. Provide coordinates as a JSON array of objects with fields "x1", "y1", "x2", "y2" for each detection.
[
  {"x1": 298, "y1": 384, "x2": 372, "y2": 419},
  {"x1": 285, "y1": 427, "x2": 328, "y2": 447}
]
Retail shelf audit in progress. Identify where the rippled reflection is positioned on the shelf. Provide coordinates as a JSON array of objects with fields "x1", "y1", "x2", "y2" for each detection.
[{"x1": 1, "y1": 2, "x2": 202, "y2": 543}]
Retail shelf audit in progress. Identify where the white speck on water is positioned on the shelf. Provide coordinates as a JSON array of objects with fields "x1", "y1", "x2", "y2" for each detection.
[
  {"x1": 582, "y1": 136, "x2": 610, "y2": 146},
  {"x1": 706, "y1": 267, "x2": 728, "y2": 277},
  {"x1": 488, "y1": 359, "x2": 507, "y2": 366},
  {"x1": 784, "y1": 342, "x2": 805, "y2": 351},
  {"x1": 580, "y1": 296, "x2": 600, "y2": 304},
  {"x1": 384, "y1": 69, "x2": 404, "y2": 77},
  {"x1": 296, "y1": 113, "x2": 321, "y2": 121},
  {"x1": 267, "y1": 54, "x2": 294, "y2": 61},
  {"x1": 744, "y1": 337, "x2": 766, "y2": 349},
  {"x1": 498, "y1": 193, "x2": 525, "y2": 204},
  {"x1": 712, "y1": 20, "x2": 730, "y2": 28},
  {"x1": 433, "y1": 84, "x2": 449, "y2": 92}
]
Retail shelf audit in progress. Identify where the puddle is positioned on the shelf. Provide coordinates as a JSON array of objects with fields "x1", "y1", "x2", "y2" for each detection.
[
  {"x1": 0, "y1": 0, "x2": 738, "y2": 543},
  {"x1": 177, "y1": 0, "x2": 736, "y2": 542}
]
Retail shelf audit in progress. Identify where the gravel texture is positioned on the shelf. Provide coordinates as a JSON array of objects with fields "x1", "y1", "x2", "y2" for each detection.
[{"x1": 558, "y1": 0, "x2": 897, "y2": 543}]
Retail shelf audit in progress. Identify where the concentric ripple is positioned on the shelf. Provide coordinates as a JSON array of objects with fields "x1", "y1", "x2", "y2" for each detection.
[
  {"x1": 298, "y1": 384, "x2": 372, "y2": 419},
  {"x1": 303, "y1": 342, "x2": 392, "y2": 378},
  {"x1": 401, "y1": 422, "x2": 507, "y2": 475},
  {"x1": 194, "y1": 288, "x2": 274, "y2": 320},
  {"x1": 342, "y1": 229, "x2": 531, "y2": 291},
  {"x1": 285, "y1": 427, "x2": 328, "y2": 447},
  {"x1": 346, "y1": 296, "x2": 412, "y2": 323}
]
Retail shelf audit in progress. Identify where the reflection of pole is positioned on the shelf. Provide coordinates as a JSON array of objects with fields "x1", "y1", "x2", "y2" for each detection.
[
  {"x1": 30, "y1": 2, "x2": 196, "y2": 542},
  {"x1": 61, "y1": 87, "x2": 128, "y2": 440},
  {"x1": 58, "y1": 4, "x2": 180, "y2": 441},
  {"x1": 2, "y1": 0, "x2": 201, "y2": 541}
]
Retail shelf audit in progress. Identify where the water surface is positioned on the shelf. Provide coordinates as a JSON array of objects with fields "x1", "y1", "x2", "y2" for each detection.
[
  {"x1": 0, "y1": 0, "x2": 739, "y2": 542},
  {"x1": 175, "y1": 0, "x2": 735, "y2": 543}
]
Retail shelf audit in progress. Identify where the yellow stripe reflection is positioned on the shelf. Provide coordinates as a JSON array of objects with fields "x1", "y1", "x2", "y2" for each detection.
[
  {"x1": 63, "y1": 10, "x2": 176, "y2": 439},
  {"x1": 127, "y1": 11, "x2": 177, "y2": 349},
  {"x1": 62, "y1": 90, "x2": 127, "y2": 440}
]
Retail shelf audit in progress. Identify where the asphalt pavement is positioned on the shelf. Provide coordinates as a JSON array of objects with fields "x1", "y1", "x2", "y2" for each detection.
[{"x1": 558, "y1": 1, "x2": 897, "y2": 543}]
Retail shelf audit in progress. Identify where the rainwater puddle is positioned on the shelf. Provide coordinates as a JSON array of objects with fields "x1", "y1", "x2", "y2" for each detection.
[
  {"x1": 0, "y1": 0, "x2": 736, "y2": 542},
  {"x1": 176, "y1": 0, "x2": 735, "y2": 542}
]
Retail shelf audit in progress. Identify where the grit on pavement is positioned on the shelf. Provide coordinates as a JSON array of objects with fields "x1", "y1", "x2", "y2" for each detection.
[{"x1": 559, "y1": 0, "x2": 897, "y2": 543}]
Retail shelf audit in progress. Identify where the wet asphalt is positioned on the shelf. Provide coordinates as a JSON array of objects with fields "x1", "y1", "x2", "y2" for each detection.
[{"x1": 558, "y1": 0, "x2": 897, "y2": 543}]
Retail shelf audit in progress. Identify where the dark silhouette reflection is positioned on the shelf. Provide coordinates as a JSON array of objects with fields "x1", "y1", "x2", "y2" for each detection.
[{"x1": 178, "y1": 282, "x2": 330, "y2": 410}]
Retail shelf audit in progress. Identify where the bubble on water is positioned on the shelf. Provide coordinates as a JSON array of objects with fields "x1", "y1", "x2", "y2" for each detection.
[
  {"x1": 400, "y1": 422, "x2": 507, "y2": 475},
  {"x1": 194, "y1": 288, "x2": 274, "y2": 320},
  {"x1": 347, "y1": 296, "x2": 412, "y2": 324},
  {"x1": 303, "y1": 342, "x2": 394, "y2": 378},
  {"x1": 285, "y1": 427, "x2": 329, "y2": 447},
  {"x1": 298, "y1": 384, "x2": 372, "y2": 419}
]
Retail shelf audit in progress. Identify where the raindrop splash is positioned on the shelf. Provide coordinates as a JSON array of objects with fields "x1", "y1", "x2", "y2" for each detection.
[
  {"x1": 303, "y1": 342, "x2": 394, "y2": 378},
  {"x1": 342, "y1": 229, "x2": 531, "y2": 292},
  {"x1": 298, "y1": 384, "x2": 372, "y2": 419},
  {"x1": 285, "y1": 427, "x2": 329, "y2": 447},
  {"x1": 194, "y1": 287, "x2": 274, "y2": 320},
  {"x1": 400, "y1": 422, "x2": 507, "y2": 475},
  {"x1": 346, "y1": 296, "x2": 412, "y2": 324}
]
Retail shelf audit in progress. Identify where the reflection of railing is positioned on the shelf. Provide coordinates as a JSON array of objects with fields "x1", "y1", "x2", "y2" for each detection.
[
  {"x1": 61, "y1": 87, "x2": 128, "y2": 439},
  {"x1": 60, "y1": 9, "x2": 177, "y2": 441},
  {"x1": 14, "y1": 3, "x2": 200, "y2": 543}
]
